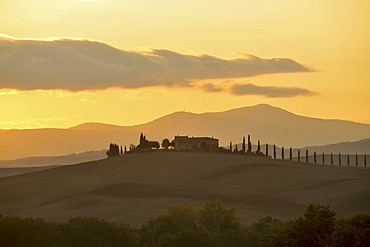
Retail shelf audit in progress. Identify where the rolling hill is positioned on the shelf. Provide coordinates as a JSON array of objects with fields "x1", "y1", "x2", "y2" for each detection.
[
  {"x1": 0, "y1": 150, "x2": 107, "y2": 178},
  {"x1": 0, "y1": 152, "x2": 369, "y2": 227},
  {"x1": 1, "y1": 104, "x2": 369, "y2": 160},
  {"x1": 1, "y1": 139, "x2": 368, "y2": 178}
]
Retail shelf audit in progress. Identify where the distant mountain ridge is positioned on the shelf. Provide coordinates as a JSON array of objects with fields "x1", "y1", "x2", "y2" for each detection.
[{"x1": 0, "y1": 104, "x2": 369, "y2": 160}]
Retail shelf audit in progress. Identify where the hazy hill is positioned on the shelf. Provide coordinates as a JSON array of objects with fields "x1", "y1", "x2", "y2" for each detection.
[
  {"x1": 0, "y1": 150, "x2": 106, "y2": 168},
  {"x1": 0, "y1": 126, "x2": 138, "y2": 160},
  {"x1": 1, "y1": 139, "x2": 368, "y2": 178},
  {"x1": 1, "y1": 104, "x2": 369, "y2": 160},
  {"x1": 304, "y1": 138, "x2": 370, "y2": 154},
  {"x1": 0, "y1": 150, "x2": 107, "y2": 178},
  {"x1": 0, "y1": 152, "x2": 369, "y2": 227}
]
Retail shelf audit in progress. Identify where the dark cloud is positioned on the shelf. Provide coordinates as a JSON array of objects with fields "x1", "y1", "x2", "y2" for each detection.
[
  {"x1": 0, "y1": 36, "x2": 312, "y2": 91},
  {"x1": 231, "y1": 83, "x2": 316, "y2": 98}
]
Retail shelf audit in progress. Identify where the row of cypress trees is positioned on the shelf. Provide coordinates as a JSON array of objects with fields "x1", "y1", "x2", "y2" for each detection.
[{"x1": 230, "y1": 135, "x2": 367, "y2": 167}]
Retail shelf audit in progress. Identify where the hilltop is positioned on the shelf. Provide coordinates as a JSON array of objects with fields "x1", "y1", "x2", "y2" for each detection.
[
  {"x1": 0, "y1": 152, "x2": 369, "y2": 227},
  {"x1": 0, "y1": 104, "x2": 369, "y2": 160}
]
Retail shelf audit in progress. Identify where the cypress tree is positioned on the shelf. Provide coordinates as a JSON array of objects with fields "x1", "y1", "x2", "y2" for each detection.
[
  {"x1": 314, "y1": 151, "x2": 317, "y2": 164},
  {"x1": 331, "y1": 153, "x2": 333, "y2": 165},
  {"x1": 356, "y1": 153, "x2": 358, "y2": 167},
  {"x1": 230, "y1": 142, "x2": 232, "y2": 152},
  {"x1": 120, "y1": 145, "x2": 123, "y2": 155},
  {"x1": 339, "y1": 153, "x2": 341, "y2": 166},
  {"x1": 266, "y1": 143, "x2": 268, "y2": 157},
  {"x1": 115, "y1": 144, "x2": 119, "y2": 155},
  {"x1": 289, "y1": 147, "x2": 292, "y2": 160},
  {"x1": 257, "y1": 140, "x2": 261, "y2": 154},
  {"x1": 234, "y1": 144, "x2": 238, "y2": 152},
  {"x1": 306, "y1": 150, "x2": 309, "y2": 163},
  {"x1": 242, "y1": 137, "x2": 246, "y2": 153},
  {"x1": 282, "y1": 147, "x2": 284, "y2": 160},
  {"x1": 140, "y1": 133, "x2": 144, "y2": 144},
  {"x1": 273, "y1": 145, "x2": 276, "y2": 159},
  {"x1": 365, "y1": 154, "x2": 367, "y2": 167},
  {"x1": 247, "y1": 135, "x2": 252, "y2": 154},
  {"x1": 322, "y1": 152, "x2": 325, "y2": 164},
  {"x1": 298, "y1": 149, "x2": 300, "y2": 162},
  {"x1": 124, "y1": 145, "x2": 127, "y2": 155},
  {"x1": 347, "y1": 154, "x2": 350, "y2": 166}
]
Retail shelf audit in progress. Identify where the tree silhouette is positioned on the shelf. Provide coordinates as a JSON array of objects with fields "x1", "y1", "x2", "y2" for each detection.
[
  {"x1": 298, "y1": 149, "x2": 300, "y2": 162},
  {"x1": 247, "y1": 135, "x2": 252, "y2": 154},
  {"x1": 289, "y1": 147, "x2": 292, "y2": 160},
  {"x1": 266, "y1": 143, "x2": 268, "y2": 157},
  {"x1": 136, "y1": 133, "x2": 159, "y2": 150},
  {"x1": 162, "y1": 138, "x2": 170, "y2": 149},
  {"x1": 314, "y1": 151, "x2": 317, "y2": 164},
  {"x1": 365, "y1": 154, "x2": 367, "y2": 167},
  {"x1": 322, "y1": 152, "x2": 325, "y2": 164},
  {"x1": 281, "y1": 147, "x2": 284, "y2": 160},
  {"x1": 120, "y1": 145, "x2": 123, "y2": 155},
  {"x1": 257, "y1": 140, "x2": 261, "y2": 154},
  {"x1": 273, "y1": 145, "x2": 276, "y2": 159},
  {"x1": 260, "y1": 204, "x2": 336, "y2": 247},
  {"x1": 140, "y1": 132, "x2": 144, "y2": 144},
  {"x1": 106, "y1": 143, "x2": 120, "y2": 157},
  {"x1": 229, "y1": 141, "x2": 232, "y2": 152},
  {"x1": 305, "y1": 150, "x2": 309, "y2": 162},
  {"x1": 242, "y1": 137, "x2": 246, "y2": 153},
  {"x1": 331, "y1": 153, "x2": 333, "y2": 165},
  {"x1": 339, "y1": 153, "x2": 341, "y2": 166},
  {"x1": 356, "y1": 153, "x2": 358, "y2": 167},
  {"x1": 169, "y1": 140, "x2": 175, "y2": 148},
  {"x1": 347, "y1": 154, "x2": 350, "y2": 166}
]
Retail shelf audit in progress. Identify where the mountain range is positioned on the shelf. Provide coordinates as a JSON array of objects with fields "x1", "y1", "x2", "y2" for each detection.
[{"x1": 1, "y1": 104, "x2": 369, "y2": 160}]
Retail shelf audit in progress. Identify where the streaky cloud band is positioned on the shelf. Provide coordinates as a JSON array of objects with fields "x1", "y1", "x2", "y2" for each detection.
[
  {"x1": 0, "y1": 36, "x2": 312, "y2": 91},
  {"x1": 231, "y1": 83, "x2": 317, "y2": 98}
]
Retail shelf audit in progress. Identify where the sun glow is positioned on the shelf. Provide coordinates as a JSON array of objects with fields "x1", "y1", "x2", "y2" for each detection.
[
  {"x1": 0, "y1": 32, "x2": 102, "y2": 42},
  {"x1": 0, "y1": 90, "x2": 20, "y2": 96}
]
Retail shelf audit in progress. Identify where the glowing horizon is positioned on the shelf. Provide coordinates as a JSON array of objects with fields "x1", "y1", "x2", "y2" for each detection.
[{"x1": 0, "y1": 0, "x2": 369, "y2": 129}]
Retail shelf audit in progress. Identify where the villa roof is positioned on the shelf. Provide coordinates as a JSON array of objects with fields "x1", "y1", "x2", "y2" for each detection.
[{"x1": 175, "y1": 136, "x2": 218, "y2": 141}]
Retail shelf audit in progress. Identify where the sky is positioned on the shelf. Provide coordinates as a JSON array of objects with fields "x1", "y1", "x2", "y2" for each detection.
[{"x1": 0, "y1": 0, "x2": 369, "y2": 129}]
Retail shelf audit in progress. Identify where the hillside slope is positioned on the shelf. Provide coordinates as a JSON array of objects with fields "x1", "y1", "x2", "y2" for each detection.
[{"x1": 0, "y1": 152, "x2": 369, "y2": 226}]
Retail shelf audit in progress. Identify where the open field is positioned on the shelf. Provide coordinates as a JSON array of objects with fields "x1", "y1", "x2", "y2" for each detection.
[{"x1": 0, "y1": 152, "x2": 369, "y2": 226}]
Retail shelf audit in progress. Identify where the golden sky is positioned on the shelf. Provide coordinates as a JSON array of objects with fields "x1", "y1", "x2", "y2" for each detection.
[{"x1": 0, "y1": 0, "x2": 369, "y2": 129}]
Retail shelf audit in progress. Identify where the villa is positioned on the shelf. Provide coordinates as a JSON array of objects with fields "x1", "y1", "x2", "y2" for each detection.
[{"x1": 174, "y1": 136, "x2": 219, "y2": 152}]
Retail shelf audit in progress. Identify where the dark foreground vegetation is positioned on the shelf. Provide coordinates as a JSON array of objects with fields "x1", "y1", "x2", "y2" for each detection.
[{"x1": 1, "y1": 200, "x2": 369, "y2": 247}]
